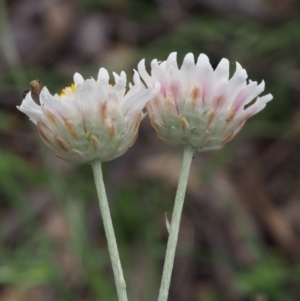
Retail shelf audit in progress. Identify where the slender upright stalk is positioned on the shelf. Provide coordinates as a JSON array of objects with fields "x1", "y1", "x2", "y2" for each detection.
[
  {"x1": 91, "y1": 159, "x2": 128, "y2": 301},
  {"x1": 158, "y1": 145, "x2": 194, "y2": 301}
]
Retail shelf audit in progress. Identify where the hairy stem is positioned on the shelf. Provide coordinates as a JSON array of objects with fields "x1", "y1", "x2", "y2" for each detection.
[
  {"x1": 91, "y1": 160, "x2": 128, "y2": 301},
  {"x1": 158, "y1": 145, "x2": 194, "y2": 301}
]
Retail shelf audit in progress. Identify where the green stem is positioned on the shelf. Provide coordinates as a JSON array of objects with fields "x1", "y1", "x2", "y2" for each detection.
[
  {"x1": 91, "y1": 160, "x2": 128, "y2": 301},
  {"x1": 158, "y1": 145, "x2": 194, "y2": 301}
]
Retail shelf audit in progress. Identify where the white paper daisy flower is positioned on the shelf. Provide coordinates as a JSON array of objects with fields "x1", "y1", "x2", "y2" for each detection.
[
  {"x1": 18, "y1": 69, "x2": 160, "y2": 163},
  {"x1": 138, "y1": 52, "x2": 273, "y2": 151}
]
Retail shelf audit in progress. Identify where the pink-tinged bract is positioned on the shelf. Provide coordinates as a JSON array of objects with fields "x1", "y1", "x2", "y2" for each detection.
[
  {"x1": 138, "y1": 52, "x2": 273, "y2": 151},
  {"x1": 18, "y1": 69, "x2": 160, "y2": 163}
]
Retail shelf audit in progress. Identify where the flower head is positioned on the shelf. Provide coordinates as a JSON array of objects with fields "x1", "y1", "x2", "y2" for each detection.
[
  {"x1": 18, "y1": 69, "x2": 159, "y2": 163},
  {"x1": 138, "y1": 52, "x2": 273, "y2": 151}
]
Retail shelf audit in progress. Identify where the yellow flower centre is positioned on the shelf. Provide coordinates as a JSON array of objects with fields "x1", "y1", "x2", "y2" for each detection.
[
  {"x1": 60, "y1": 83, "x2": 76, "y2": 96},
  {"x1": 59, "y1": 82, "x2": 112, "y2": 97}
]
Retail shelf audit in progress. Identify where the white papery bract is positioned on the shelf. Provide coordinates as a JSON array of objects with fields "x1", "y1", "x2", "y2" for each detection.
[
  {"x1": 18, "y1": 69, "x2": 160, "y2": 163},
  {"x1": 138, "y1": 52, "x2": 273, "y2": 151}
]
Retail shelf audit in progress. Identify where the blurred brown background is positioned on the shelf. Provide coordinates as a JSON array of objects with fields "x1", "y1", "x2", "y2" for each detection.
[{"x1": 1, "y1": 0, "x2": 300, "y2": 300}]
